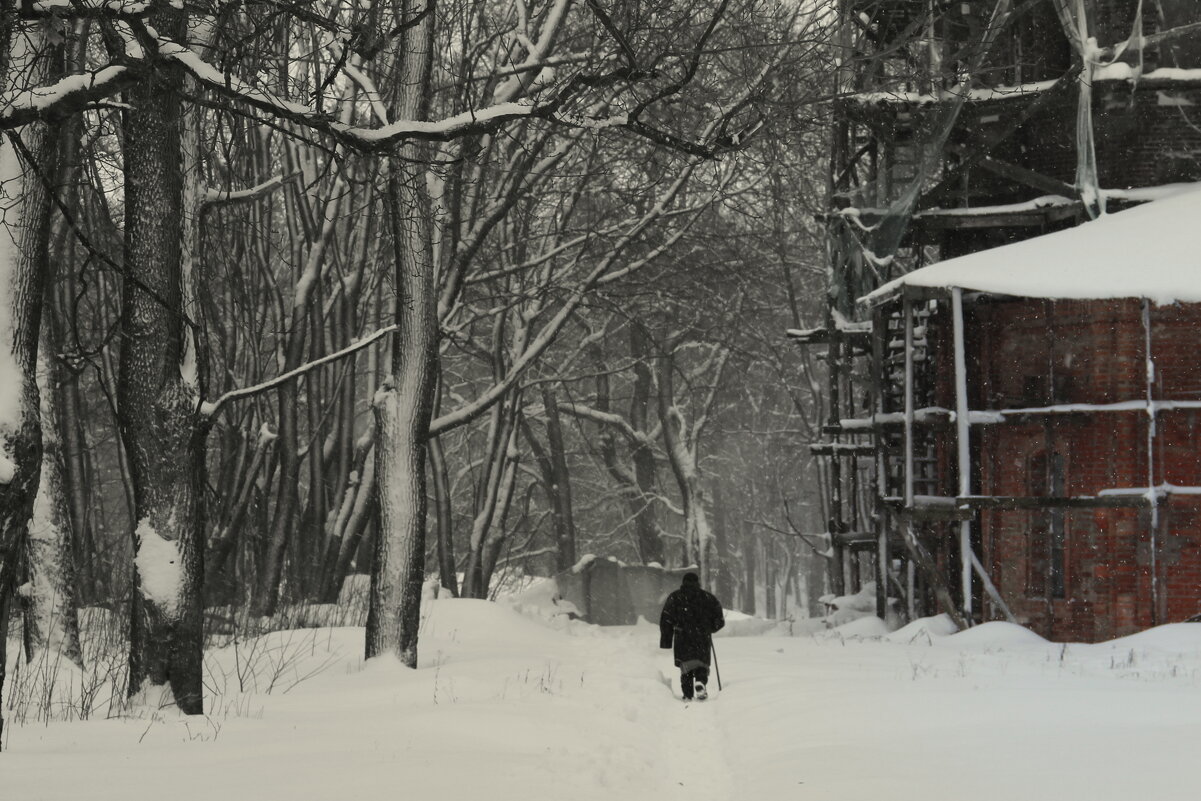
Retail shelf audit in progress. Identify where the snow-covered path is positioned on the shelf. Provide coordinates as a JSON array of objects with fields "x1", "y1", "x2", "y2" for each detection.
[
  {"x1": 5, "y1": 600, "x2": 1201, "y2": 801},
  {"x1": 4, "y1": 601, "x2": 739, "y2": 801}
]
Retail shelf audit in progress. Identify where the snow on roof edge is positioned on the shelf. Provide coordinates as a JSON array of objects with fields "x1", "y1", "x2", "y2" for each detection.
[{"x1": 859, "y1": 183, "x2": 1201, "y2": 307}]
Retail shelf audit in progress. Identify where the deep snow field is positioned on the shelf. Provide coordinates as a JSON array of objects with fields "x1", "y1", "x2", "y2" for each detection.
[{"x1": 5, "y1": 590, "x2": 1201, "y2": 801}]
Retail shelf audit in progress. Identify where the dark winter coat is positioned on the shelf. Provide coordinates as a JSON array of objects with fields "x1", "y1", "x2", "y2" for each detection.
[{"x1": 659, "y1": 584, "x2": 725, "y2": 667}]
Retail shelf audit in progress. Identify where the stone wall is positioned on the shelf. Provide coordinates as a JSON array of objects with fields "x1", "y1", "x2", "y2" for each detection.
[{"x1": 554, "y1": 558, "x2": 695, "y2": 626}]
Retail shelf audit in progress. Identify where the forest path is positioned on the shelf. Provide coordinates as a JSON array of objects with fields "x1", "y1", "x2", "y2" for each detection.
[
  {"x1": 5, "y1": 603, "x2": 743, "y2": 801},
  {"x1": 573, "y1": 622, "x2": 736, "y2": 801},
  {"x1": 656, "y1": 686, "x2": 734, "y2": 801}
]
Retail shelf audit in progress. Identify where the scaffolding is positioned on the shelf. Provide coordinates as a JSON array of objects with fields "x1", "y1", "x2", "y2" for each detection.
[{"x1": 800, "y1": 0, "x2": 1201, "y2": 630}]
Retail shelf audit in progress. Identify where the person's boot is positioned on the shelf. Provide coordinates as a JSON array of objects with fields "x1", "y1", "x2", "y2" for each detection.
[{"x1": 694, "y1": 680, "x2": 708, "y2": 701}]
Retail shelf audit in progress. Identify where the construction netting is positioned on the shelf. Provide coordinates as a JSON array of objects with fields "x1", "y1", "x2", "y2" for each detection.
[{"x1": 830, "y1": 0, "x2": 1201, "y2": 300}]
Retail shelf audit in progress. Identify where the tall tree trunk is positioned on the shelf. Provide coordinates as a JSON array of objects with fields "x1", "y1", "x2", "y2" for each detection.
[
  {"x1": 24, "y1": 328, "x2": 83, "y2": 666},
  {"x1": 367, "y1": 0, "x2": 438, "y2": 666},
  {"x1": 710, "y1": 481, "x2": 736, "y2": 607},
  {"x1": 47, "y1": 45, "x2": 96, "y2": 604},
  {"x1": 53, "y1": 344, "x2": 94, "y2": 602},
  {"x1": 329, "y1": 443, "x2": 378, "y2": 601},
  {"x1": 258, "y1": 376, "x2": 299, "y2": 616},
  {"x1": 524, "y1": 388, "x2": 576, "y2": 574},
  {"x1": 775, "y1": 542, "x2": 794, "y2": 619},
  {"x1": 0, "y1": 11, "x2": 57, "y2": 747},
  {"x1": 97, "y1": 281, "x2": 137, "y2": 524},
  {"x1": 369, "y1": 159, "x2": 438, "y2": 663},
  {"x1": 478, "y1": 413, "x2": 521, "y2": 594},
  {"x1": 764, "y1": 540, "x2": 776, "y2": 619},
  {"x1": 656, "y1": 351, "x2": 716, "y2": 578},
  {"x1": 592, "y1": 360, "x2": 661, "y2": 564},
  {"x1": 428, "y1": 430, "x2": 457, "y2": 596},
  {"x1": 209, "y1": 428, "x2": 275, "y2": 580},
  {"x1": 302, "y1": 296, "x2": 327, "y2": 597},
  {"x1": 254, "y1": 180, "x2": 343, "y2": 616},
  {"x1": 461, "y1": 391, "x2": 520, "y2": 599},
  {"x1": 741, "y1": 520, "x2": 756, "y2": 615},
  {"x1": 629, "y1": 327, "x2": 663, "y2": 563},
  {"x1": 319, "y1": 426, "x2": 374, "y2": 601},
  {"x1": 118, "y1": 7, "x2": 206, "y2": 712},
  {"x1": 0, "y1": 588, "x2": 11, "y2": 747},
  {"x1": 541, "y1": 388, "x2": 576, "y2": 571}
]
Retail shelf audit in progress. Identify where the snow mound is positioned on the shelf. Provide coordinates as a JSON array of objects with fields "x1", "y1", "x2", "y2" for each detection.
[
  {"x1": 806, "y1": 582, "x2": 881, "y2": 631},
  {"x1": 714, "y1": 584, "x2": 890, "y2": 639},
  {"x1": 947, "y1": 621, "x2": 1048, "y2": 647},
  {"x1": 507, "y1": 576, "x2": 584, "y2": 626},
  {"x1": 721, "y1": 615, "x2": 788, "y2": 637},
  {"x1": 819, "y1": 581, "x2": 877, "y2": 615},
  {"x1": 887, "y1": 613, "x2": 960, "y2": 643},
  {"x1": 489, "y1": 569, "x2": 543, "y2": 599},
  {"x1": 1098, "y1": 622, "x2": 1201, "y2": 652},
  {"x1": 832, "y1": 615, "x2": 891, "y2": 639},
  {"x1": 424, "y1": 597, "x2": 570, "y2": 651}
]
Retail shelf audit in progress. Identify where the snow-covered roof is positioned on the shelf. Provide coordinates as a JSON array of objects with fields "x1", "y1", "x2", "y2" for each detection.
[{"x1": 861, "y1": 183, "x2": 1201, "y2": 306}]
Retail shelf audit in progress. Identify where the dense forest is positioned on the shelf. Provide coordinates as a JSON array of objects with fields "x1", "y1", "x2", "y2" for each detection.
[{"x1": 0, "y1": 0, "x2": 841, "y2": 719}]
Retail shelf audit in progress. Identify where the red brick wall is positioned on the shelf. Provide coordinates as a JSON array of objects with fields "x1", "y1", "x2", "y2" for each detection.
[
  {"x1": 983, "y1": 83, "x2": 1201, "y2": 204},
  {"x1": 964, "y1": 298, "x2": 1201, "y2": 640}
]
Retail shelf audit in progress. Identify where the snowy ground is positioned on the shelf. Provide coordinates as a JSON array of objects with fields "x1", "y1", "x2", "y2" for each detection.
[{"x1": 5, "y1": 597, "x2": 1201, "y2": 801}]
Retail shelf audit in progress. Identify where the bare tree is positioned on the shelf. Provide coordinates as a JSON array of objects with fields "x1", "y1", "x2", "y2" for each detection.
[
  {"x1": 114, "y1": 5, "x2": 209, "y2": 712},
  {"x1": 0, "y1": 2, "x2": 836, "y2": 713},
  {"x1": 0, "y1": 6, "x2": 59, "y2": 743},
  {"x1": 23, "y1": 324, "x2": 83, "y2": 667}
]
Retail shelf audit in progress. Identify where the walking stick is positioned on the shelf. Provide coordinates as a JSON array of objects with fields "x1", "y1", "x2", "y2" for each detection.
[{"x1": 710, "y1": 638, "x2": 722, "y2": 691}]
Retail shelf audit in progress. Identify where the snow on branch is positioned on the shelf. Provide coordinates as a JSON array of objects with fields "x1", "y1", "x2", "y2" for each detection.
[
  {"x1": 22, "y1": 0, "x2": 160, "y2": 16},
  {"x1": 161, "y1": 35, "x2": 524, "y2": 135},
  {"x1": 0, "y1": 65, "x2": 137, "y2": 129},
  {"x1": 152, "y1": 30, "x2": 733, "y2": 158},
  {"x1": 200, "y1": 172, "x2": 300, "y2": 210},
  {"x1": 558, "y1": 403, "x2": 656, "y2": 448},
  {"x1": 158, "y1": 35, "x2": 547, "y2": 150},
  {"x1": 1096, "y1": 20, "x2": 1201, "y2": 61},
  {"x1": 202, "y1": 324, "x2": 396, "y2": 418},
  {"x1": 687, "y1": 337, "x2": 736, "y2": 445},
  {"x1": 428, "y1": 161, "x2": 706, "y2": 437},
  {"x1": 5, "y1": 4, "x2": 762, "y2": 163},
  {"x1": 426, "y1": 93, "x2": 758, "y2": 438}
]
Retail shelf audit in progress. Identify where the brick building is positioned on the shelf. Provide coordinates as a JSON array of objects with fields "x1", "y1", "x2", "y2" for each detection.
[
  {"x1": 864, "y1": 188, "x2": 1201, "y2": 641},
  {"x1": 796, "y1": 1, "x2": 1201, "y2": 640}
]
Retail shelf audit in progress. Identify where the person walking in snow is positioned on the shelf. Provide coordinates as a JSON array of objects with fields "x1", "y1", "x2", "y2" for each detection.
[{"x1": 659, "y1": 572, "x2": 724, "y2": 701}]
